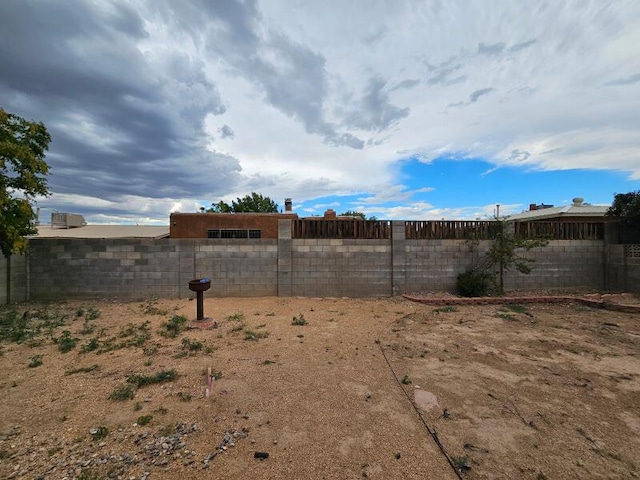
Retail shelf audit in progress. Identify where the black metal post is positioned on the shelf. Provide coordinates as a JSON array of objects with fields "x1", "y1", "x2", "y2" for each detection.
[{"x1": 196, "y1": 291, "x2": 204, "y2": 320}]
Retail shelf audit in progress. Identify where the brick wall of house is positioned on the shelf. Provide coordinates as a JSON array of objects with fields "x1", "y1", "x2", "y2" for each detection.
[{"x1": 170, "y1": 212, "x2": 298, "y2": 239}]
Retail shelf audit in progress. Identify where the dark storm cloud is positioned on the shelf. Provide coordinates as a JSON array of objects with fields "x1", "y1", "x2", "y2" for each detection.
[
  {"x1": 154, "y1": 0, "x2": 365, "y2": 149},
  {"x1": 341, "y1": 77, "x2": 410, "y2": 132},
  {"x1": 0, "y1": 0, "x2": 241, "y2": 218}
]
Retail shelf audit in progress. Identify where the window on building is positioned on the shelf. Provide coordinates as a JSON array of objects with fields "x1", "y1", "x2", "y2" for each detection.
[{"x1": 207, "y1": 229, "x2": 261, "y2": 239}]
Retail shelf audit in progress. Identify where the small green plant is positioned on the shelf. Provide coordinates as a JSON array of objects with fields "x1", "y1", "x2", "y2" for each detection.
[
  {"x1": 79, "y1": 318, "x2": 95, "y2": 335},
  {"x1": 65, "y1": 364, "x2": 99, "y2": 375},
  {"x1": 108, "y1": 384, "x2": 136, "y2": 401},
  {"x1": 262, "y1": 359, "x2": 276, "y2": 365},
  {"x1": 505, "y1": 303, "x2": 533, "y2": 317},
  {"x1": 228, "y1": 312, "x2": 245, "y2": 322},
  {"x1": 244, "y1": 329, "x2": 269, "y2": 341},
  {"x1": 158, "y1": 315, "x2": 188, "y2": 338},
  {"x1": 456, "y1": 269, "x2": 494, "y2": 297},
  {"x1": 230, "y1": 322, "x2": 245, "y2": 332},
  {"x1": 81, "y1": 337, "x2": 100, "y2": 353},
  {"x1": 90, "y1": 426, "x2": 109, "y2": 441},
  {"x1": 127, "y1": 369, "x2": 179, "y2": 388},
  {"x1": 75, "y1": 307, "x2": 85, "y2": 318},
  {"x1": 136, "y1": 415, "x2": 153, "y2": 426},
  {"x1": 434, "y1": 306, "x2": 457, "y2": 313},
  {"x1": 176, "y1": 392, "x2": 192, "y2": 402},
  {"x1": 496, "y1": 312, "x2": 518, "y2": 322},
  {"x1": 85, "y1": 307, "x2": 100, "y2": 321},
  {"x1": 28, "y1": 354, "x2": 43, "y2": 368},
  {"x1": 451, "y1": 455, "x2": 471, "y2": 472},
  {"x1": 401, "y1": 375, "x2": 411, "y2": 385},
  {"x1": 77, "y1": 468, "x2": 103, "y2": 480},
  {"x1": 140, "y1": 299, "x2": 169, "y2": 316},
  {"x1": 292, "y1": 314, "x2": 307, "y2": 326},
  {"x1": 55, "y1": 330, "x2": 78, "y2": 353},
  {"x1": 181, "y1": 337, "x2": 203, "y2": 352}
]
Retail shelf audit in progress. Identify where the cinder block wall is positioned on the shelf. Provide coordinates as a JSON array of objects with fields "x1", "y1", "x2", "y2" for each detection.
[
  {"x1": 503, "y1": 240, "x2": 604, "y2": 291},
  {"x1": 291, "y1": 239, "x2": 391, "y2": 297},
  {"x1": 605, "y1": 244, "x2": 640, "y2": 293},
  {"x1": 28, "y1": 238, "x2": 278, "y2": 300},
  {"x1": 20, "y1": 234, "x2": 638, "y2": 302},
  {"x1": 404, "y1": 239, "x2": 483, "y2": 292},
  {"x1": 0, "y1": 254, "x2": 27, "y2": 304}
]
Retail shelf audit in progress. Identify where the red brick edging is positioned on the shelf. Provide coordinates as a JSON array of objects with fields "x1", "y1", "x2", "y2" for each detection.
[{"x1": 402, "y1": 294, "x2": 640, "y2": 314}]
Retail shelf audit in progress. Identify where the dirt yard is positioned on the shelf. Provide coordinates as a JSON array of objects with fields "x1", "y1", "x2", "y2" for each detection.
[{"x1": 0, "y1": 294, "x2": 639, "y2": 480}]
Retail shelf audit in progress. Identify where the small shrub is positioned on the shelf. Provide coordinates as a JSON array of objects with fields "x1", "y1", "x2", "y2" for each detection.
[
  {"x1": 136, "y1": 415, "x2": 153, "y2": 426},
  {"x1": 244, "y1": 329, "x2": 269, "y2": 341},
  {"x1": 109, "y1": 384, "x2": 136, "y2": 401},
  {"x1": 262, "y1": 360, "x2": 276, "y2": 365},
  {"x1": 90, "y1": 426, "x2": 109, "y2": 441},
  {"x1": 55, "y1": 330, "x2": 78, "y2": 353},
  {"x1": 158, "y1": 315, "x2": 188, "y2": 338},
  {"x1": 228, "y1": 312, "x2": 245, "y2": 322},
  {"x1": 127, "y1": 369, "x2": 179, "y2": 388},
  {"x1": 28, "y1": 354, "x2": 43, "y2": 368},
  {"x1": 85, "y1": 307, "x2": 100, "y2": 321},
  {"x1": 140, "y1": 299, "x2": 168, "y2": 316},
  {"x1": 434, "y1": 306, "x2": 457, "y2": 313},
  {"x1": 81, "y1": 337, "x2": 100, "y2": 353},
  {"x1": 505, "y1": 303, "x2": 533, "y2": 317},
  {"x1": 79, "y1": 319, "x2": 95, "y2": 335},
  {"x1": 401, "y1": 375, "x2": 411, "y2": 385},
  {"x1": 181, "y1": 337, "x2": 203, "y2": 352},
  {"x1": 75, "y1": 307, "x2": 85, "y2": 318},
  {"x1": 456, "y1": 269, "x2": 493, "y2": 297},
  {"x1": 292, "y1": 314, "x2": 307, "y2": 326}
]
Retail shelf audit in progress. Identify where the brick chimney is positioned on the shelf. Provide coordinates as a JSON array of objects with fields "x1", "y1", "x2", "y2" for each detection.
[
  {"x1": 323, "y1": 209, "x2": 337, "y2": 219},
  {"x1": 284, "y1": 198, "x2": 293, "y2": 212},
  {"x1": 529, "y1": 203, "x2": 537, "y2": 211}
]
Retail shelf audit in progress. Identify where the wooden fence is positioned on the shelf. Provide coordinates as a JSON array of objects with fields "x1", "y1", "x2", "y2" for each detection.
[
  {"x1": 292, "y1": 219, "x2": 606, "y2": 241},
  {"x1": 514, "y1": 221, "x2": 604, "y2": 240},
  {"x1": 405, "y1": 220, "x2": 499, "y2": 240},
  {"x1": 292, "y1": 220, "x2": 391, "y2": 239}
]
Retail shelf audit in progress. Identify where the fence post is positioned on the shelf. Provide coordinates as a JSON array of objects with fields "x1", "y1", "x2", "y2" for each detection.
[
  {"x1": 278, "y1": 219, "x2": 292, "y2": 297},
  {"x1": 391, "y1": 221, "x2": 406, "y2": 295}
]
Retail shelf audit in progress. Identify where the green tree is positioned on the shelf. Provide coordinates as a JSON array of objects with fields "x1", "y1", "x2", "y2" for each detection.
[
  {"x1": 457, "y1": 218, "x2": 548, "y2": 296},
  {"x1": 1, "y1": 107, "x2": 51, "y2": 303},
  {"x1": 485, "y1": 220, "x2": 548, "y2": 294},
  {"x1": 206, "y1": 192, "x2": 278, "y2": 213},
  {"x1": 607, "y1": 190, "x2": 640, "y2": 226},
  {"x1": 339, "y1": 210, "x2": 378, "y2": 220}
]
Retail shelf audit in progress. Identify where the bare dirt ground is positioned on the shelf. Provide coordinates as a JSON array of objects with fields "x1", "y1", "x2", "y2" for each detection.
[{"x1": 0, "y1": 294, "x2": 639, "y2": 480}]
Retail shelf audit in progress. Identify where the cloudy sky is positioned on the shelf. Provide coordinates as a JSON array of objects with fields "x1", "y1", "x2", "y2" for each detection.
[{"x1": 1, "y1": 0, "x2": 639, "y2": 224}]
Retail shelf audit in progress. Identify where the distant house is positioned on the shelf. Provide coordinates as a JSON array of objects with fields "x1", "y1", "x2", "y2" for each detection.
[
  {"x1": 169, "y1": 199, "x2": 365, "y2": 239},
  {"x1": 506, "y1": 198, "x2": 612, "y2": 223}
]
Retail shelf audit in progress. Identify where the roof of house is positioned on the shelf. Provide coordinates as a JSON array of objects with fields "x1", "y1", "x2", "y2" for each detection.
[
  {"x1": 32, "y1": 225, "x2": 170, "y2": 239},
  {"x1": 506, "y1": 204, "x2": 609, "y2": 221}
]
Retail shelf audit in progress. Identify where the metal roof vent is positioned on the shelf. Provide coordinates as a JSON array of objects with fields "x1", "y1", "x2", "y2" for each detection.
[{"x1": 572, "y1": 197, "x2": 584, "y2": 206}]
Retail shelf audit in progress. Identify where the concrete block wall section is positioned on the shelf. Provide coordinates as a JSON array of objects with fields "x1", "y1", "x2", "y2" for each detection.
[
  {"x1": 503, "y1": 240, "x2": 604, "y2": 291},
  {"x1": 18, "y1": 235, "x2": 640, "y2": 302},
  {"x1": 0, "y1": 254, "x2": 27, "y2": 304},
  {"x1": 291, "y1": 239, "x2": 391, "y2": 297}
]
